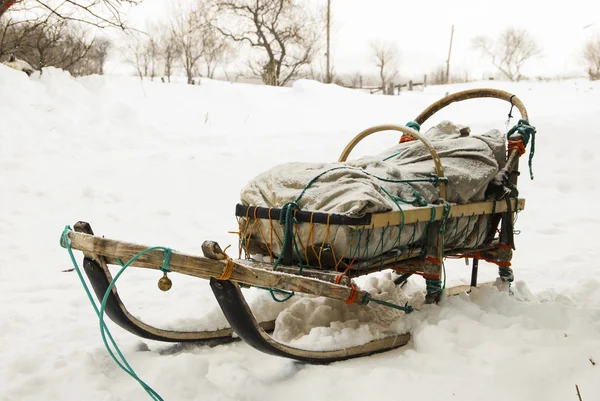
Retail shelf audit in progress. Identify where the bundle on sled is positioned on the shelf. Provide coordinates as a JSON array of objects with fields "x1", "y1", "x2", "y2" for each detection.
[{"x1": 61, "y1": 88, "x2": 536, "y2": 364}]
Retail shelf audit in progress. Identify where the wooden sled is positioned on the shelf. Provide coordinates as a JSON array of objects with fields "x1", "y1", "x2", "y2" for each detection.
[{"x1": 62, "y1": 88, "x2": 534, "y2": 363}]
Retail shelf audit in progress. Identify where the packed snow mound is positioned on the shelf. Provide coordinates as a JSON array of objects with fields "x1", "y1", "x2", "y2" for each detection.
[{"x1": 2, "y1": 65, "x2": 600, "y2": 400}]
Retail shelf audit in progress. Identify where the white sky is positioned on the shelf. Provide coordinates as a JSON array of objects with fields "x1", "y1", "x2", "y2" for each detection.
[{"x1": 124, "y1": 0, "x2": 600, "y2": 80}]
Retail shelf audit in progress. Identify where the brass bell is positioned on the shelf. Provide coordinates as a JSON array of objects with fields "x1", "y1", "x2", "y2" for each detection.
[{"x1": 158, "y1": 272, "x2": 172, "y2": 291}]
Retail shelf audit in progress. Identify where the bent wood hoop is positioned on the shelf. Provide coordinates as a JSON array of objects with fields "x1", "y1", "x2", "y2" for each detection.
[
  {"x1": 414, "y1": 88, "x2": 529, "y2": 125},
  {"x1": 338, "y1": 124, "x2": 447, "y2": 200}
]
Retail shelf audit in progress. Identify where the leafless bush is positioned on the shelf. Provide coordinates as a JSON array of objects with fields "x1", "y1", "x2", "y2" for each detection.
[
  {"x1": 428, "y1": 65, "x2": 471, "y2": 85},
  {"x1": 472, "y1": 27, "x2": 541, "y2": 82},
  {"x1": 583, "y1": 36, "x2": 600, "y2": 81},
  {"x1": 215, "y1": 0, "x2": 320, "y2": 86},
  {"x1": 1, "y1": 16, "x2": 111, "y2": 75}
]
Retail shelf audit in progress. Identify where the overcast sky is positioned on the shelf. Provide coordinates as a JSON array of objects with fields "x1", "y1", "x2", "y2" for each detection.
[{"x1": 124, "y1": 0, "x2": 600, "y2": 80}]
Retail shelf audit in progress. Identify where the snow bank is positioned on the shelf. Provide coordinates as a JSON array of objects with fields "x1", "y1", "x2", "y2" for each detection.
[{"x1": 1, "y1": 65, "x2": 600, "y2": 400}]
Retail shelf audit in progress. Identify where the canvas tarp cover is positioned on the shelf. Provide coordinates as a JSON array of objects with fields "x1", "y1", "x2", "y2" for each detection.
[{"x1": 239, "y1": 121, "x2": 507, "y2": 262}]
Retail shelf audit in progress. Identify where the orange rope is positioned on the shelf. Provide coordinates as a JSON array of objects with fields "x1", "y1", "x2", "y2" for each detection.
[
  {"x1": 508, "y1": 140, "x2": 526, "y2": 156},
  {"x1": 446, "y1": 246, "x2": 512, "y2": 268},
  {"x1": 322, "y1": 214, "x2": 338, "y2": 267},
  {"x1": 253, "y1": 207, "x2": 274, "y2": 261},
  {"x1": 345, "y1": 282, "x2": 358, "y2": 304},
  {"x1": 400, "y1": 134, "x2": 415, "y2": 143},
  {"x1": 335, "y1": 258, "x2": 357, "y2": 284},
  {"x1": 305, "y1": 212, "x2": 315, "y2": 265},
  {"x1": 425, "y1": 256, "x2": 441, "y2": 264},
  {"x1": 268, "y1": 208, "x2": 274, "y2": 262},
  {"x1": 217, "y1": 245, "x2": 235, "y2": 280},
  {"x1": 334, "y1": 239, "x2": 356, "y2": 271},
  {"x1": 318, "y1": 214, "x2": 332, "y2": 269}
]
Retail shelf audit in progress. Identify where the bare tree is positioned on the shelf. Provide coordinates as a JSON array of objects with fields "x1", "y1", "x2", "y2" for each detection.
[
  {"x1": 346, "y1": 71, "x2": 362, "y2": 88},
  {"x1": 171, "y1": 3, "x2": 208, "y2": 84},
  {"x1": 159, "y1": 29, "x2": 179, "y2": 82},
  {"x1": 371, "y1": 40, "x2": 399, "y2": 93},
  {"x1": 146, "y1": 33, "x2": 158, "y2": 80},
  {"x1": 202, "y1": 28, "x2": 232, "y2": 78},
  {"x1": 0, "y1": 0, "x2": 143, "y2": 29},
  {"x1": 123, "y1": 33, "x2": 149, "y2": 80},
  {"x1": 472, "y1": 27, "x2": 541, "y2": 82},
  {"x1": 583, "y1": 36, "x2": 600, "y2": 81},
  {"x1": 92, "y1": 37, "x2": 110, "y2": 74},
  {"x1": 215, "y1": 0, "x2": 320, "y2": 86}
]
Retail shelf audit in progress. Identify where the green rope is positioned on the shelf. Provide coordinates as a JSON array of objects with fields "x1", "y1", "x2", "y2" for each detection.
[
  {"x1": 60, "y1": 226, "x2": 164, "y2": 401},
  {"x1": 406, "y1": 121, "x2": 421, "y2": 132},
  {"x1": 425, "y1": 278, "x2": 442, "y2": 294},
  {"x1": 253, "y1": 286, "x2": 295, "y2": 302},
  {"x1": 361, "y1": 294, "x2": 414, "y2": 313},
  {"x1": 507, "y1": 118, "x2": 536, "y2": 180}
]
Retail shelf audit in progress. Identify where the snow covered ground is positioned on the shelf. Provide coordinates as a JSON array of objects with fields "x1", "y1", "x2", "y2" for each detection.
[{"x1": 1, "y1": 65, "x2": 600, "y2": 401}]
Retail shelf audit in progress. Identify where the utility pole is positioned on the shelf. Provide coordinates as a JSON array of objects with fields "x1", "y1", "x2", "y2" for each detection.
[
  {"x1": 445, "y1": 24, "x2": 454, "y2": 84},
  {"x1": 326, "y1": 0, "x2": 331, "y2": 83}
]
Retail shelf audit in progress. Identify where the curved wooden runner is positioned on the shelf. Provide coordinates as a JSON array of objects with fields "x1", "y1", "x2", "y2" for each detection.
[
  {"x1": 73, "y1": 222, "x2": 274, "y2": 343},
  {"x1": 210, "y1": 278, "x2": 411, "y2": 363}
]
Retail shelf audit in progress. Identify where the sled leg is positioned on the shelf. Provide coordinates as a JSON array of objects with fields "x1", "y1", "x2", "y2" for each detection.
[
  {"x1": 393, "y1": 272, "x2": 413, "y2": 287},
  {"x1": 210, "y1": 278, "x2": 411, "y2": 364},
  {"x1": 497, "y1": 204, "x2": 515, "y2": 288},
  {"x1": 423, "y1": 222, "x2": 443, "y2": 304},
  {"x1": 470, "y1": 259, "x2": 479, "y2": 288},
  {"x1": 73, "y1": 221, "x2": 265, "y2": 344}
]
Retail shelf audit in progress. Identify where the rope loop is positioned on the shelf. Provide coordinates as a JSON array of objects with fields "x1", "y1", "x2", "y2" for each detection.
[
  {"x1": 507, "y1": 118, "x2": 536, "y2": 180},
  {"x1": 160, "y1": 248, "x2": 172, "y2": 273}
]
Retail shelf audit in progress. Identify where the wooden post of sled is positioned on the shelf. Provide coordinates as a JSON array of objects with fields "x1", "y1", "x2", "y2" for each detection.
[{"x1": 415, "y1": 88, "x2": 528, "y2": 287}]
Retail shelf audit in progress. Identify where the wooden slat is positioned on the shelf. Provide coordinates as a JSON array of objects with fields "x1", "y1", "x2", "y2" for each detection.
[
  {"x1": 65, "y1": 231, "x2": 369, "y2": 304},
  {"x1": 361, "y1": 198, "x2": 525, "y2": 228}
]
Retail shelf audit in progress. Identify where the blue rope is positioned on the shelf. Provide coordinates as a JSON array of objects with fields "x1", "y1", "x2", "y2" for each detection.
[{"x1": 60, "y1": 226, "x2": 165, "y2": 401}]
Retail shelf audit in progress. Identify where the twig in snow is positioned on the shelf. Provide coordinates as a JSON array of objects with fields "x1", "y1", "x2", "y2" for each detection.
[
  {"x1": 589, "y1": 358, "x2": 596, "y2": 366},
  {"x1": 576, "y1": 385, "x2": 583, "y2": 401}
]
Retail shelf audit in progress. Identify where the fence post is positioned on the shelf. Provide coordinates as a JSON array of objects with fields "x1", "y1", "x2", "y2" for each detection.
[
  {"x1": 423, "y1": 74, "x2": 427, "y2": 88},
  {"x1": 409, "y1": 80, "x2": 413, "y2": 91},
  {"x1": 359, "y1": 75, "x2": 363, "y2": 88}
]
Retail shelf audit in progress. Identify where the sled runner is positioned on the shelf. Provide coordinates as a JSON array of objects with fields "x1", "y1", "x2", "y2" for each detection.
[{"x1": 61, "y1": 88, "x2": 535, "y2": 363}]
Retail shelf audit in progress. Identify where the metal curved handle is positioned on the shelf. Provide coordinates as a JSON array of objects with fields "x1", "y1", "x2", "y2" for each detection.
[
  {"x1": 415, "y1": 88, "x2": 529, "y2": 125},
  {"x1": 338, "y1": 124, "x2": 447, "y2": 200}
]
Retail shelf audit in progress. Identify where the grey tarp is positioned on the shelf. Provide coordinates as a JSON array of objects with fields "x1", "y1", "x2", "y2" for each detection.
[{"x1": 240, "y1": 121, "x2": 506, "y2": 262}]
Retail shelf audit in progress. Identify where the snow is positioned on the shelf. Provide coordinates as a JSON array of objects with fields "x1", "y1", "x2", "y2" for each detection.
[{"x1": 1, "y1": 65, "x2": 600, "y2": 401}]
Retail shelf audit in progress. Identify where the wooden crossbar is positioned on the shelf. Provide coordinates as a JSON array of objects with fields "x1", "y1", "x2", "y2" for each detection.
[{"x1": 358, "y1": 198, "x2": 525, "y2": 229}]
